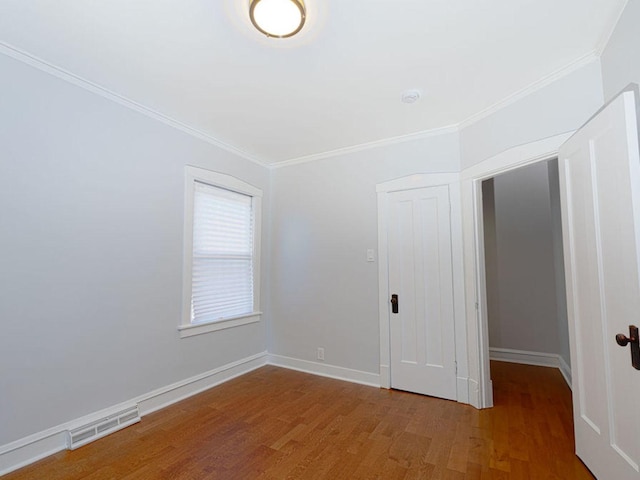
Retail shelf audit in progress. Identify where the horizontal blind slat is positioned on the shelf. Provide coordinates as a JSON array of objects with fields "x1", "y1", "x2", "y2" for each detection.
[{"x1": 190, "y1": 183, "x2": 254, "y2": 323}]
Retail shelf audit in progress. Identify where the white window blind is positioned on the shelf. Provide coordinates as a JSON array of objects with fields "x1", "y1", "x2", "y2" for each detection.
[{"x1": 191, "y1": 181, "x2": 254, "y2": 324}]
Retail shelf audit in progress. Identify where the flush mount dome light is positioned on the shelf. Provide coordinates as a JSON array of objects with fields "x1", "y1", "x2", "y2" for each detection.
[{"x1": 250, "y1": 0, "x2": 306, "y2": 38}]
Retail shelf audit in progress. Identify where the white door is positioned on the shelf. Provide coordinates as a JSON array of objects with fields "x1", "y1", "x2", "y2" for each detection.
[
  {"x1": 558, "y1": 90, "x2": 640, "y2": 479},
  {"x1": 387, "y1": 185, "x2": 457, "y2": 400}
]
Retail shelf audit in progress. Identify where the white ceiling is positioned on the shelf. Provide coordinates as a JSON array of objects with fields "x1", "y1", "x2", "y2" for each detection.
[{"x1": 0, "y1": 0, "x2": 628, "y2": 165}]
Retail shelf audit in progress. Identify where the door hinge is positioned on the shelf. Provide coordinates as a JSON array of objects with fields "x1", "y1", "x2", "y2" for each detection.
[
  {"x1": 455, "y1": 361, "x2": 458, "y2": 374},
  {"x1": 475, "y1": 301, "x2": 479, "y2": 310}
]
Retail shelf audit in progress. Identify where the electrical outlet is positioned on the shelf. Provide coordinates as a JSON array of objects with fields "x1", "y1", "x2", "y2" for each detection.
[{"x1": 317, "y1": 347, "x2": 325, "y2": 361}]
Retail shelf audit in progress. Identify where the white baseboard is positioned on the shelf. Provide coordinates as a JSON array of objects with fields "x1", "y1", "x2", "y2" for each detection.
[
  {"x1": 456, "y1": 377, "x2": 470, "y2": 404},
  {"x1": 0, "y1": 431, "x2": 67, "y2": 478},
  {"x1": 379, "y1": 364, "x2": 390, "y2": 389},
  {"x1": 267, "y1": 354, "x2": 380, "y2": 387},
  {"x1": 0, "y1": 351, "x2": 268, "y2": 477},
  {"x1": 489, "y1": 347, "x2": 560, "y2": 367},
  {"x1": 468, "y1": 378, "x2": 481, "y2": 409},
  {"x1": 137, "y1": 351, "x2": 267, "y2": 416},
  {"x1": 489, "y1": 348, "x2": 572, "y2": 389},
  {"x1": 558, "y1": 355, "x2": 572, "y2": 389},
  {"x1": 2, "y1": 350, "x2": 486, "y2": 475}
]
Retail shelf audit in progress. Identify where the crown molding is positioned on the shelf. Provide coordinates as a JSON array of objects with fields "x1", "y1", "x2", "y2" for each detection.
[
  {"x1": 1, "y1": 38, "x2": 610, "y2": 171},
  {"x1": 274, "y1": 51, "x2": 603, "y2": 169},
  {"x1": 270, "y1": 125, "x2": 460, "y2": 169},
  {"x1": 0, "y1": 41, "x2": 268, "y2": 168},
  {"x1": 594, "y1": 0, "x2": 630, "y2": 56},
  {"x1": 458, "y1": 51, "x2": 600, "y2": 130}
]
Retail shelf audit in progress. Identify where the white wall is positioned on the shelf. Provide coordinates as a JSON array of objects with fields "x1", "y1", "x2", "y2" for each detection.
[
  {"x1": 460, "y1": 60, "x2": 604, "y2": 169},
  {"x1": 269, "y1": 134, "x2": 460, "y2": 375},
  {"x1": 601, "y1": 0, "x2": 640, "y2": 102},
  {"x1": 485, "y1": 162, "x2": 560, "y2": 353},
  {"x1": 0, "y1": 53, "x2": 270, "y2": 446},
  {"x1": 269, "y1": 55, "x2": 604, "y2": 396},
  {"x1": 0, "y1": 15, "x2": 613, "y2": 454},
  {"x1": 482, "y1": 160, "x2": 570, "y2": 366}
]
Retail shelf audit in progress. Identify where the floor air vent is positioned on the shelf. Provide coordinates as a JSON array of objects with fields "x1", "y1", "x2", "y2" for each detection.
[{"x1": 66, "y1": 405, "x2": 140, "y2": 450}]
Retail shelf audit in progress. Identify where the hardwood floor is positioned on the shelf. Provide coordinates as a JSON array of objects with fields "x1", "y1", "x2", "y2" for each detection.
[{"x1": 5, "y1": 362, "x2": 594, "y2": 479}]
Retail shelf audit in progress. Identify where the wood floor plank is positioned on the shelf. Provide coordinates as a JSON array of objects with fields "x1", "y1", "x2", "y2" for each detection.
[{"x1": 4, "y1": 361, "x2": 594, "y2": 479}]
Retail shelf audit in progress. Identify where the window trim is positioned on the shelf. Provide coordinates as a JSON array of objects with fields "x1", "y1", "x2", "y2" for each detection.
[{"x1": 180, "y1": 166, "x2": 262, "y2": 338}]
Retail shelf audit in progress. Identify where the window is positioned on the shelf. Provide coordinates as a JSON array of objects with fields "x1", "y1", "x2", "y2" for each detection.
[{"x1": 180, "y1": 166, "x2": 262, "y2": 338}]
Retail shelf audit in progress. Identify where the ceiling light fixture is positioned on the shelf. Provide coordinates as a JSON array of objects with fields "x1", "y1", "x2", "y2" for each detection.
[{"x1": 250, "y1": 0, "x2": 306, "y2": 38}]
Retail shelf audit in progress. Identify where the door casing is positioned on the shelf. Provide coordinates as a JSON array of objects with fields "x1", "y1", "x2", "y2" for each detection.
[
  {"x1": 460, "y1": 133, "x2": 573, "y2": 408},
  {"x1": 377, "y1": 173, "x2": 468, "y2": 403}
]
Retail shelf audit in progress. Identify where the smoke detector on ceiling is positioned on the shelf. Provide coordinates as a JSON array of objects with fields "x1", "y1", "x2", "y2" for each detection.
[{"x1": 401, "y1": 89, "x2": 421, "y2": 104}]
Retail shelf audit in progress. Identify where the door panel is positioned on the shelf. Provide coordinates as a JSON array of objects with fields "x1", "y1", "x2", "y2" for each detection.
[
  {"x1": 559, "y1": 90, "x2": 640, "y2": 479},
  {"x1": 563, "y1": 147, "x2": 608, "y2": 436},
  {"x1": 388, "y1": 185, "x2": 457, "y2": 400}
]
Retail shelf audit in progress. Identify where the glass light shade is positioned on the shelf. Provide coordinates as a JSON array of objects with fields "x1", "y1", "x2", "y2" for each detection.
[{"x1": 250, "y1": 0, "x2": 306, "y2": 38}]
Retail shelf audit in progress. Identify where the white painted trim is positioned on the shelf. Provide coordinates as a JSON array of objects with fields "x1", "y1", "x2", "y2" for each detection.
[
  {"x1": 0, "y1": 41, "x2": 267, "y2": 168},
  {"x1": 0, "y1": 345, "x2": 503, "y2": 476},
  {"x1": 137, "y1": 352, "x2": 268, "y2": 416},
  {"x1": 450, "y1": 180, "x2": 470, "y2": 403},
  {"x1": 467, "y1": 378, "x2": 482, "y2": 409},
  {"x1": 272, "y1": 53, "x2": 600, "y2": 169},
  {"x1": 376, "y1": 172, "x2": 460, "y2": 193},
  {"x1": 489, "y1": 348, "x2": 561, "y2": 367},
  {"x1": 377, "y1": 187, "x2": 392, "y2": 390},
  {"x1": 490, "y1": 348, "x2": 572, "y2": 389},
  {"x1": 462, "y1": 133, "x2": 573, "y2": 180},
  {"x1": 458, "y1": 53, "x2": 599, "y2": 130},
  {"x1": 456, "y1": 377, "x2": 470, "y2": 404},
  {"x1": 0, "y1": 352, "x2": 268, "y2": 476},
  {"x1": 461, "y1": 134, "x2": 572, "y2": 409},
  {"x1": 376, "y1": 173, "x2": 468, "y2": 403},
  {"x1": 181, "y1": 167, "x2": 263, "y2": 333},
  {"x1": 267, "y1": 354, "x2": 380, "y2": 387},
  {"x1": 379, "y1": 364, "x2": 390, "y2": 389},
  {"x1": 0, "y1": 433, "x2": 66, "y2": 479},
  {"x1": 471, "y1": 177, "x2": 491, "y2": 409},
  {"x1": 559, "y1": 356, "x2": 572, "y2": 389},
  {"x1": 271, "y1": 126, "x2": 460, "y2": 169},
  {"x1": 0, "y1": 38, "x2": 601, "y2": 172},
  {"x1": 178, "y1": 312, "x2": 261, "y2": 338},
  {"x1": 184, "y1": 167, "x2": 264, "y2": 198}
]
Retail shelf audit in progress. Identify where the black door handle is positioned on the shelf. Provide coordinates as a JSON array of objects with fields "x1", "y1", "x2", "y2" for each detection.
[
  {"x1": 616, "y1": 325, "x2": 640, "y2": 370},
  {"x1": 390, "y1": 294, "x2": 398, "y2": 314}
]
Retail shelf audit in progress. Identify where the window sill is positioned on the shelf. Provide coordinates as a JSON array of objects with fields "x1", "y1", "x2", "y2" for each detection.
[{"x1": 178, "y1": 312, "x2": 262, "y2": 338}]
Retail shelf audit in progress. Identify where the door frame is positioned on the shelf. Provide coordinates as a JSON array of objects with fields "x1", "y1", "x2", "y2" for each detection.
[
  {"x1": 376, "y1": 173, "x2": 468, "y2": 403},
  {"x1": 460, "y1": 132, "x2": 573, "y2": 408}
]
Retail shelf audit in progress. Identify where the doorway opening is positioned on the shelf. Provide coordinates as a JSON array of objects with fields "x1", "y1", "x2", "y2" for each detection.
[{"x1": 480, "y1": 158, "x2": 571, "y2": 401}]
